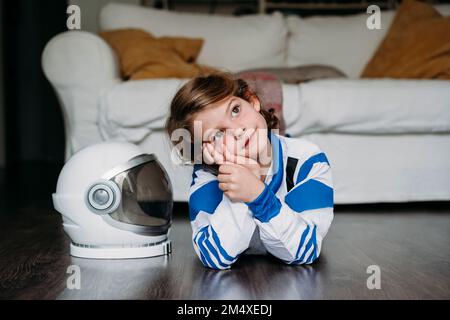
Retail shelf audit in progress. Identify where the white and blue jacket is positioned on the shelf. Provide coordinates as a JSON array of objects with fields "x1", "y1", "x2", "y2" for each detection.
[{"x1": 188, "y1": 132, "x2": 334, "y2": 270}]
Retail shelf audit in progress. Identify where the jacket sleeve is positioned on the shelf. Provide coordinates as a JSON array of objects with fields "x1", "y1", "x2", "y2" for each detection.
[
  {"x1": 245, "y1": 150, "x2": 334, "y2": 265},
  {"x1": 189, "y1": 165, "x2": 257, "y2": 270}
]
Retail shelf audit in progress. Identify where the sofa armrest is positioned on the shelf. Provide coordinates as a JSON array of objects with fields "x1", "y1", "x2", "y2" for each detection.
[
  {"x1": 42, "y1": 30, "x2": 119, "y2": 87},
  {"x1": 42, "y1": 31, "x2": 121, "y2": 160}
]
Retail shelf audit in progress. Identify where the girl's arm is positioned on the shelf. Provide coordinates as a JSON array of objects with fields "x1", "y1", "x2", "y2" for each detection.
[
  {"x1": 189, "y1": 164, "x2": 257, "y2": 270},
  {"x1": 245, "y1": 151, "x2": 334, "y2": 265}
]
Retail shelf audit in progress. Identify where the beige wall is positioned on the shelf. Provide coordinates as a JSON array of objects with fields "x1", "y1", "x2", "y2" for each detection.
[
  {"x1": 68, "y1": 0, "x2": 248, "y2": 33},
  {"x1": 68, "y1": 0, "x2": 141, "y2": 33},
  {"x1": 165, "y1": 4, "x2": 243, "y2": 15}
]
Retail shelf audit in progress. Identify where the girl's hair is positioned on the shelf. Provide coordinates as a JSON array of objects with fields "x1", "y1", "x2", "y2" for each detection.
[{"x1": 165, "y1": 71, "x2": 279, "y2": 163}]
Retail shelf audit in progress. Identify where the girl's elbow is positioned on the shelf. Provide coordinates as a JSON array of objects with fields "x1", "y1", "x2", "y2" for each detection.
[
  {"x1": 284, "y1": 244, "x2": 322, "y2": 265},
  {"x1": 195, "y1": 248, "x2": 239, "y2": 270},
  {"x1": 286, "y1": 253, "x2": 320, "y2": 265},
  {"x1": 197, "y1": 255, "x2": 235, "y2": 270}
]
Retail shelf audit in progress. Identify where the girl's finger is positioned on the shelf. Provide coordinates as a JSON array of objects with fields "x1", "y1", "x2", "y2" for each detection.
[
  {"x1": 218, "y1": 163, "x2": 235, "y2": 174},
  {"x1": 224, "y1": 146, "x2": 256, "y2": 166},
  {"x1": 218, "y1": 182, "x2": 228, "y2": 191},
  {"x1": 209, "y1": 142, "x2": 224, "y2": 164},
  {"x1": 214, "y1": 137, "x2": 224, "y2": 155},
  {"x1": 203, "y1": 143, "x2": 215, "y2": 164},
  {"x1": 223, "y1": 144, "x2": 237, "y2": 163},
  {"x1": 206, "y1": 143, "x2": 216, "y2": 161},
  {"x1": 217, "y1": 173, "x2": 232, "y2": 182}
]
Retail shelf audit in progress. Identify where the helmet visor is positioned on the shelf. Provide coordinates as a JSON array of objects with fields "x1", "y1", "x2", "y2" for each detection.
[{"x1": 108, "y1": 155, "x2": 172, "y2": 235}]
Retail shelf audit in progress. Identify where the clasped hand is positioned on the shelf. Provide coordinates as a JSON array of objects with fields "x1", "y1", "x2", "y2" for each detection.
[{"x1": 202, "y1": 140, "x2": 265, "y2": 203}]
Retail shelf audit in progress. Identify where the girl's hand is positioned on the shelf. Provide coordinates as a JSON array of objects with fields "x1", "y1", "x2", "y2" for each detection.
[
  {"x1": 217, "y1": 162, "x2": 265, "y2": 203},
  {"x1": 202, "y1": 136, "x2": 253, "y2": 167},
  {"x1": 203, "y1": 136, "x2": 265, "y2": 202},
  {"x1": 202, "y1": 141, "x2": 225, "y2": 165},
  {"x1": 222, "y1": 144, "x2": 262, "y2": 179}
]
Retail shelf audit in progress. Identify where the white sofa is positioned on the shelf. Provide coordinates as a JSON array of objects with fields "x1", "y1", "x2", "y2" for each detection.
[{"x1": 42, "y1": 3, "x2": 450, "y2": 204}]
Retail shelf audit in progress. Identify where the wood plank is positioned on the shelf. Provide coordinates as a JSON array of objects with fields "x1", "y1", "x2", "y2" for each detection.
[{"x1": 0, "y1": 202, "x2": 449, "y2": 299}]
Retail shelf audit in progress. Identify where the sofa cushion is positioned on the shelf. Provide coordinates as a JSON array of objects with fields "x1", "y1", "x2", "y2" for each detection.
[
  {"x1": 286, "y1": 4, "x2": 450, "y2": 79},
  {"x1": 99, "y1": 28, "x2": 219, "y2": 80},
  {"x1": 361, "y1": 0, "x2": 450, "y2": 79},
  {"x1": 283, "y1": 79, "x2": 450, "y2": 137},
  {"x1": 98, "y1": 78, "x2": 450, "y2": 144},
  {"x1": 286, "y1": 11, "x2": 395, "y2": 78},
  {"x1": 99, "y1": 3, "x2": 287, "y2": 72}
]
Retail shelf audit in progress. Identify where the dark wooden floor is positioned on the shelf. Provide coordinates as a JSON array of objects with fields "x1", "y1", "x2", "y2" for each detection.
[{"x1": 0, "y1": 199, "x2": 449, "y2": 300}]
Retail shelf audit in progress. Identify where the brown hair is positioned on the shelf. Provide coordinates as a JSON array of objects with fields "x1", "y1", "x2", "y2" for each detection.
[{"x1": 165, "y1": 71, "x2": 279, "y2": 163}]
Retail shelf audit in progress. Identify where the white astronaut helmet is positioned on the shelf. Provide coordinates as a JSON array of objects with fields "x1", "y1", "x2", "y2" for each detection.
[{"x1": 52, "y1": 142, "x2": 173, "y2": 259}]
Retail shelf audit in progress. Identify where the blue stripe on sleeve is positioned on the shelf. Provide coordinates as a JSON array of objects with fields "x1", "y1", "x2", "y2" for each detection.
[
  {"x1": 196, "y1": 229, "x2": 219, "y2": 269},
  {"x1": 305, "y1": 227, "x2": 318, "y2": 264},
  {"x1": 193, "y1": 229, "x2": 211, "y2": 268},
  {"x1": 245, "y1": 183, "x2": 282, "y2": 223},
  {"x1": 204, "y1": 228, "x2": 230, "y2": 269},
  {"x1": 296, "y1": 153, "x2": 330, "y2": 185},
  {"x1": 305, "y1": 241, "x2": 317, "y2": 264},
  {"x1": 291, "y1": 225, "x2": 310, "y2": 264},
  {"x1": 244, "y1": 132, "x2": 285, "y2": 222},
  {"x1": 292, "y1": 226, "x2": 317, "y2": 264},
  {"x1": 194, "y1": 226, "x2": 237, "y2": 269},
  {"x1": 209, "y1": 226, "x2": 238, "y2": 262},
  {"x1": 285, "y1": 179, "x2": 333, "y2": 213},
  {"x1": 189, "y1": 180, "x2": 223, "y2": 221},
  {"x1": 267, "y1": 132, "x2": 284, "y2": 194},
  {"x1": 296, "y1": 225, "x2": 317, "y2": 264}
]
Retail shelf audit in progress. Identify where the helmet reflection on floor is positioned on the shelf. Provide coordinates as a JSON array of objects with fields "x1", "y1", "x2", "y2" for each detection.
[{"x1": 52, "y1": 142, "x2": 173, "y2": 259}]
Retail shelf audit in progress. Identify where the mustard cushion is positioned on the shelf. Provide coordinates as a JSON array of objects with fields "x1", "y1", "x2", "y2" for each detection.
[
  {"x1": 361, "y1": 0, "x2": 450, "y2": 79},
  {"x1": 99, "y1": 28, "x2": 220, "y2": 80}
]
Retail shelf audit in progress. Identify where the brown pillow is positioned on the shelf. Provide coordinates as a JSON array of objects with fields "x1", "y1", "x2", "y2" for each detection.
[
  {"x1": 361, "y1": 0, "x2": 450, "y2": 79},
  {"x1": 99, "y1": 28, "x2": 221, "y2": 80}
]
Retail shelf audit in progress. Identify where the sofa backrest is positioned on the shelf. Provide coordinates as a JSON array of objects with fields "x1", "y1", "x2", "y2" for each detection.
[
  {"x1": 99, "y1": 3, "x2": 287, "y2": 73},
  {"x1": 286, "y1": 11, "x2": 395, "y2": 78},
  {"x1": 99, "y1": 3, "x2": 450, "y2": 79},
  {"x1": 286, "y1": 4, "x2": 450, "y2": 78}
]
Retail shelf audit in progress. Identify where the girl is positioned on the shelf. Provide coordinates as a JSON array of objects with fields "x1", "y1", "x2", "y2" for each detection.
[{"x1": 165, "y1": 72, "x2": 334, "y2": 270}]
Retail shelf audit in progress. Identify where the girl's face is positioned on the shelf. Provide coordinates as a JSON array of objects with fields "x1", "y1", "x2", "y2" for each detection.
[{"x1": 192, "y1": 95, "x2": 270, "y2": 162}]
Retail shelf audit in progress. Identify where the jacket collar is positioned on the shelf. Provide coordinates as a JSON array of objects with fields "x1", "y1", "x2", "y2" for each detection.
[{"x1": 264, "y1": 131, "x2": 284, "y2": 193}]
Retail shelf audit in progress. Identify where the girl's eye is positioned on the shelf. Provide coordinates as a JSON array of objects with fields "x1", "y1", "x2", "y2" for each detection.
[{"x1": 231, "y1": 105, "x2": 240, "y2": 117}]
